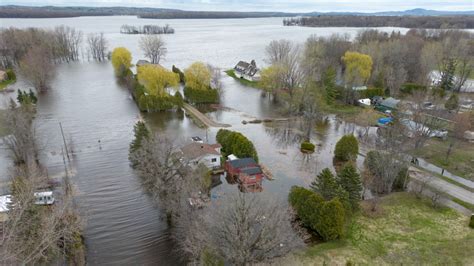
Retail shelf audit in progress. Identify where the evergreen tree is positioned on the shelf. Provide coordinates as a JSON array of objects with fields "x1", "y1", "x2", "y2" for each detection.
[
  {"x1": 28, "y1": 89, "x2": 38, "y2": 104},
  {"x1": 323, "y1": 67, "x2": 338, "y2": 105},
  {"x1": 310, "y1": 168, "x2": 339, "y2": 200},
  {"x1": 337, "y1": 164, "x2": 363, "y2": 210},
  {"x1": 439, "y1": 59, "x2": 456, "y2": 91},
  {"x1": 129, "y1": 121, "x2": 150, "y2": 155}
]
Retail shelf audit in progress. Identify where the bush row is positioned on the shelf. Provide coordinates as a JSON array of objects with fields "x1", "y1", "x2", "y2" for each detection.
[
  {"x1": 289, "y1": 187, "x2": 345, "y2": 241},
  {"x1": 216, "y1": 129, "x2": 258, "y2": 162},
  {"x1": 184, "y1": 86, "x2": 219, "y2": 104}
]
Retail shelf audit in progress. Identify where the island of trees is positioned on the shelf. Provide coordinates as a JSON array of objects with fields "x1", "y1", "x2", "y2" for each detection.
[
  {"x1": 283, "y1": 16, "x2": 474, "y2": 29},
  {"x1": 120, "y1": 24, "x2": 175, "y2": 35}
]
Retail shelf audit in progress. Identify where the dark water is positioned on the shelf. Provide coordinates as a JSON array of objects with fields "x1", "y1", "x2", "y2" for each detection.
[{"x1": 0, "y1": 16, "x2": 412, "y2": 264}]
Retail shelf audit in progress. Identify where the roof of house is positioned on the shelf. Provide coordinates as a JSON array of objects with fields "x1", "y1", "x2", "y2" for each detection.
[
  {"x1": 228, "y1": 158, "x2": 257, "y2": 169},
  {"x1": 380, "y1": 97, "x2": 400, "y2": 109},
  {"x1": 136, "y1": 59, "x2": 151, "y2": 66},
  {"x1": 234, "y1": 60, "x2": 259, "y2": 77},
  {"x1": 240, "y1": 166, "x2": 263, "y2": 176},
  {"x1": 181, "y1": 142, "x2": 221, "y2": 160}
]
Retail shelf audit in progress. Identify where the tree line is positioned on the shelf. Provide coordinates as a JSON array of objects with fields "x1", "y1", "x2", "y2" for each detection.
[
  {"x1": 120, "y1": 24, "x2": 175, "y2": 35},
  {"x1": 0, "y1": 26, "x2": 109, "y2": 91},
  {"x1": 283, "y1": 16, "x2": 474, "y2": 29}
]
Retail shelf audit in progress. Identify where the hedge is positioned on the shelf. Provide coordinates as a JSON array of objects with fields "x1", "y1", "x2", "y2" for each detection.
[
  {"x1": 216, "y1": 129, "x2": 258, "y2": 162},
  {"x1": 334, "y1": 135, "x2": 359, "y2": 162},
  {"x1": 289, "y1": 186, "x2": 345, "y2": 241},
  {"x1": 184, "y1": 86, "x2": 219, "y2": 104}
]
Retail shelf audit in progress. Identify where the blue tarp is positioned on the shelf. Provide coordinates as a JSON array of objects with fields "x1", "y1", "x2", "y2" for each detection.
[{"x1": 378, "y1": 117, "x2": 393, "y2": 125}]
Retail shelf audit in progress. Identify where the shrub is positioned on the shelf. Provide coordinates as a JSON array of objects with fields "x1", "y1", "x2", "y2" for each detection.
[
  {"x1": 334, "y1": 135, "x2": 359, "y2": 162},
  {"x1": 216, "y1": 129, "x2": 258, "y2": 162},
  {"x1": 129, "y1": 121, "x2": 150, "y2": 166},
  {"x1": 17, "y1": 89, "x2": 38, "y2": 105},
  {"x1": 400, "y1": 83, "x2": 426, "y2": 95},
  {"x1": 359, "y1": 87, "x2": 384, "y2": 99},
  {"x1": 300, "y1": 141, "x2": 315, "y2": 153},
  {"x1": 289, "y1": 187, "x2": 345, "y2": 241},
  {"x1": 470, "y1": 215, "x2": 474, "y2": 229},
  {"x1": 6, "y1": 69, "x2": 16, "y2": 80},
  {"x1": 184, "y1": 86, "x2": 219, "y2": 104}
]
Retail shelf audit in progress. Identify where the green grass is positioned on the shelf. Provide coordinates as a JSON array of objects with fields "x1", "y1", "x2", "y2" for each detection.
[
  {"x1": 225, "y1": 69, "x2": 261, "y2": 88},
  {"x1": 414, "y1": 138, "x2": 474, "y2": 181},
  {"x1": 0, "y1": 79, "x2": 15, "y2": 90},
  {"x1": 294, "y1": 192, "x2": 474, "y2": 265}
]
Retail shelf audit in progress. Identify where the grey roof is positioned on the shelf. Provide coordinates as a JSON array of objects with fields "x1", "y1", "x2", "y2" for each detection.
[
  {"x1": 181, "y1": 143, "x2": 220, "y2": 160},
  {"x1": 228, "y1": 158, "x2": 257, "y2": 169},
  {"x1": 234, "y1": 60, "x2": 259, "y2": 77},
  {"x1": 380, "y1": 97, "x2": 400, "y2": 109},
  {"x1": 136, "y1": 60, "x2": 151, "y2": 66}
]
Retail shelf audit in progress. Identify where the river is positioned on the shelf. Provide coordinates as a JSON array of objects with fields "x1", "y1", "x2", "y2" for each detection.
[{"x1": 0, "y1": 16, "x2": 408, "y2": 265}]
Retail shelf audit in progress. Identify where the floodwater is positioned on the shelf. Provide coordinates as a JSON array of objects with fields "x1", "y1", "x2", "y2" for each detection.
[{"x1": 0, "y1": 16, "x2": 410, "y2": 264}]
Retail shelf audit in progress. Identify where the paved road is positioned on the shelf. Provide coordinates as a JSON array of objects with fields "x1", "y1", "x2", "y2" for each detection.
[
  {"x1": 409, "y1": 167, "x2": 473, "y2": 205},
  {"x1": 183, "y1": 103, "x2": 231, "y2": 128}
]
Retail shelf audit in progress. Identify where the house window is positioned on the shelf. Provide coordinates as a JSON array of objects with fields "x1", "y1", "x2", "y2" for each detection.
[{"x1": 211, "y1": 158, "x2": 217, "y2": 163}]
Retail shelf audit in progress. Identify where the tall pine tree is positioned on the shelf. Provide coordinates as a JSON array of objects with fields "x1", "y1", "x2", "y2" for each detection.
[
  {"x1": 337, "y1": 164, "x2": 363, "y2": 210},
  {"x1": 311, "y1": 168, "x2": 339, "y2": 200}
]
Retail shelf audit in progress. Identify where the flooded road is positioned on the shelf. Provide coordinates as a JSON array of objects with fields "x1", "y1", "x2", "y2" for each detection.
[{"x1": 0, "y1": 16, "x2": 410, "y2": 264}]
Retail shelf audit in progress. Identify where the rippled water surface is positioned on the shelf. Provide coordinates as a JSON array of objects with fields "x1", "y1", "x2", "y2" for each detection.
[{"x1": 0, "y1": 16, "x2": 410, "y2": 264}]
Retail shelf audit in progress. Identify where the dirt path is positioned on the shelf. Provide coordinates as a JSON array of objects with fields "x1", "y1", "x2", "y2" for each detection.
[{"x1": 183, "y1": 103, "x2": 231, "y2": 128}]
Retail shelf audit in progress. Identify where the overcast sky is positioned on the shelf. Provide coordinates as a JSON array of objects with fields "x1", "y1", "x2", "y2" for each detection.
[{"x1": 2, "y1": 0, "x2": 473, "y2": 12}]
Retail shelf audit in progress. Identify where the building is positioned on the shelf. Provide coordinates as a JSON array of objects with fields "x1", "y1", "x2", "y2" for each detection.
[
  {"x1": 136, "y1": 60, "x2": 151, "y2": 67},
  {"x1": 225, "y1": 158, "x2": 264, "y2": 188},
  {"x1": 234, "y1": 60, "x2": 260, "y2": 81},
  {"x1": 180, "y1": 142, "x2": 222, "y2": 170},
  {"x1": 376, "y1": 97, "x2": 400, "y2": 113},
  {"x1": 0, "y1": 70, "x2": 7, "y2": 82}
]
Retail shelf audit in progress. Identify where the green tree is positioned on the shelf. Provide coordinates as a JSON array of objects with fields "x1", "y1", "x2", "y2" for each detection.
[
  {"x1": 129, "y1": 121, "x2": 150, "y2": 163},
  {"x1": 260, "y1": 65, "x2": 284, "y2": 99},
  {"x1": 111, "y1": 47, "x2": 132, "y2": 77},
  {"x1": 137, "y1": 64, "x2": 179, "y2": 96},
  {"x1": 445, "y1": 93, "x2": 459, "y2": 111},
  {"x1": 341, "y1": 51, "x2": 373, "y2": 86},
  {"x1": 216, "y1": 129, "x2": 258, "y2": 162},
  {"x1": 310, "y1": 168, "x2": 339, "y2": 200},
  {"x1": 288, "y1": 186, "x2": 345, "y2": 241},
  {"x1": 184, "y1": 62, "x2": 211, "y2": 91},
  {"x1": 334, "y1": 135, "x2": 359, "y2": 162},
  {"x1": 439, "y1": 59, "x2": 456, "y2": 91},
  {"x1": 322, "y1": 67, "x2": 338, "y2": 105},
  {"x1": 337, "y1": 164, "x2": 362, "y2": 210}
]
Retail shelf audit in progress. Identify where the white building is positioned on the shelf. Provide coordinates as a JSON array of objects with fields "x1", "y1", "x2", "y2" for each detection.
[
  {"x1": 180, "y1": 142, "x2": 222, "y2": 170},
  {"x1": 234, "y1": 60, "x2": 261, "y2": 81}
]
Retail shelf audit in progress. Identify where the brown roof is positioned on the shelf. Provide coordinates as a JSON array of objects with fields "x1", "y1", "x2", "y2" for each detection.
[{"x1": 181, "y1": 143, "x2": 220, "y2": 160}]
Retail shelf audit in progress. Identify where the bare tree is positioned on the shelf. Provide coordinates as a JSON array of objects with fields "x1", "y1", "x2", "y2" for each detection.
[
  {"x1": 139, "y1": 35, "x2": 167, "y2": 64},
  {"x1": 174, "y1": 191, "x2": 302, "y2": 265},
  {"x1": 265, "y1": 39, "x2": 292, "y2": 65},
  {"x1": 53, "y1": 25, "x2": 82, "y2": 62},
  {"x1": 1, "y1": 162, "x2": 84, "y2": 264},
  {"x1": 4, "y1": 100, "x2": 39, "y2": 165},
  {"x1": 87, "y1": 32, "x2": 108, "y2": 61},
  {"x1": 19, "y1": 45, "x2": 55, "y2": 92}
]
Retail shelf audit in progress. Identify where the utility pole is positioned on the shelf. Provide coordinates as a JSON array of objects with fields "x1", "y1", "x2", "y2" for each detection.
[{"x1": 59, "y1": 122, "x2": 70, "y2": 161}]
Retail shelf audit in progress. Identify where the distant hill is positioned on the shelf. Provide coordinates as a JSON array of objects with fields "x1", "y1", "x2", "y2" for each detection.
[{"x1": 0, "y1": 5, "x2": 472, "y2": 19}]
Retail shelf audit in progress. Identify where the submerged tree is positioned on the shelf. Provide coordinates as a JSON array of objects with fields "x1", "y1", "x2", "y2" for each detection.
[
  {"x1": 87, "y1": 32, "x2": 108, "y2": 61},
  {"x1": 139, "y1": 35, "x2": 167, "y2": 64},
  {"x1": 111, "y1": 47, "x2": 132, "y2": 77},
  {"x1": 19, "y1": 45, "x2": 55, "y2": 92}
]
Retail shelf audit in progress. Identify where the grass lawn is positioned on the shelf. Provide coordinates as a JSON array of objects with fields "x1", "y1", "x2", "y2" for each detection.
[
  {"x1": 414, "y1": 138, "x2": 474, "y2": 181},
  {"x1": 225, "y1": 69, "x2": 261, "y2": 88},
  {"x1": 290, "y1": 192, "x2": 473, "y2": 265}
]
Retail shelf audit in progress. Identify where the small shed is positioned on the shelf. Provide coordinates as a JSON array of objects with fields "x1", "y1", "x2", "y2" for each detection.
[{"x1": 376, "y1": 97, "x2": 400, "y2": 113}]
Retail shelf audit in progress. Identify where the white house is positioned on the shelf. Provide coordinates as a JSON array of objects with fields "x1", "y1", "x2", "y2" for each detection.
[
  {"x1": 234, "y1": 60, "x2": 260, "y2": 81},
  {"x1": 180, "y1": 142, "x2": 222, "y2": 170}
]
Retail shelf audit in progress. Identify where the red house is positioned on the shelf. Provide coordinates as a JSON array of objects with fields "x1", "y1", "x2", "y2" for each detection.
[{"x1": 225, "y1": 158, "x2": 264, "y2": 186}]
